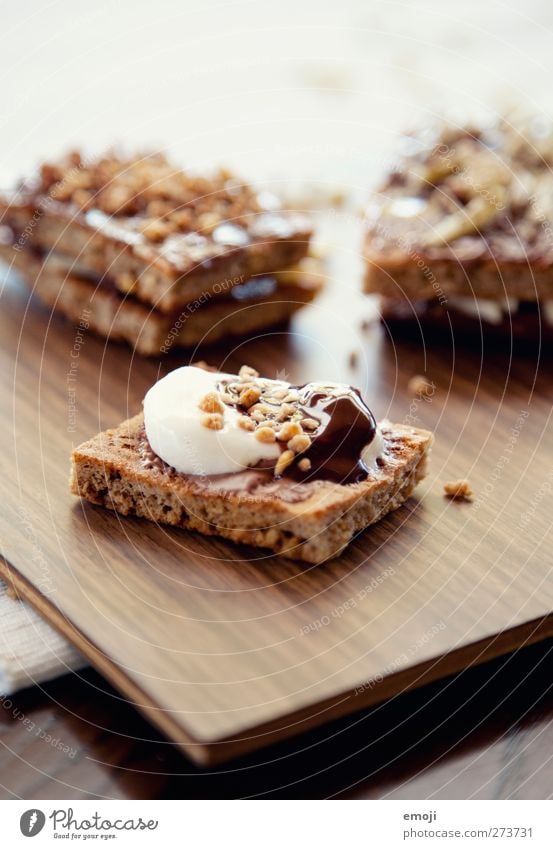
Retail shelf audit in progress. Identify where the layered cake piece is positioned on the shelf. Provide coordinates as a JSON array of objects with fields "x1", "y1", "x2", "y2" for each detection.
[
  {"x1": 70, "y1": 365, "x2": 432, "y2": 564},
  {"x1": 0, "y1": 151, "x2": 316, "y2": 354},
  {"x1": 363, "y1": 115, "x2": 553, "y2": 342}
]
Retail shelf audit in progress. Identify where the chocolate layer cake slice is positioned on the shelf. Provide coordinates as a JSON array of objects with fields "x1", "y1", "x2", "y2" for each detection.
[
  {"x1": 70, "y1": 365, "x2": 433, "y2": 564},
  {"x1": 363, "y1": 114, "x2": 553, "y2": 341}
]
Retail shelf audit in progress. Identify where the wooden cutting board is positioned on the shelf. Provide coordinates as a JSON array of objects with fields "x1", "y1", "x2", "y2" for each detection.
[{"x1": 1, "y1": 236, "x2": 553, "y2": 766}]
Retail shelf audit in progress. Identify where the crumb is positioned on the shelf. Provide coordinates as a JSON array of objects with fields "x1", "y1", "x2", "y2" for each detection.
[
  {"x1": 298, "y1": 457, "x2": 312, "y2": 472},
  {"x1": 408, "y1": 374, "x2": 434, "y2": 397},
  {"x1": 361, "y1": 317, "x2": 375, "y2": 332},
  {"x1": 444, "y1": 479, "x2": 473, "y2": 501},
  {"x1": 349, "y1": 350, "x2": 358, "y2": 368}
]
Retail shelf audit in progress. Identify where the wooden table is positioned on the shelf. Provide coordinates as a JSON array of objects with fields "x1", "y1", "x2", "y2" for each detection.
[
  {"x1": 1, "y1": 243, "x2": 553, "y2": 793},
  {"x1": 2, "y1": 234, "x2": 553, "y2": 766},
  {"x1": 1, "y1": 638, "x2": 552, "y2": 799}
]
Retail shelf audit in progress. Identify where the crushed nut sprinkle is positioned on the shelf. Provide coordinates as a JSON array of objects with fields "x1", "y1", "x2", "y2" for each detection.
[
  {"x1": 201, "y1": 412, "x2": 225, "y2": 431},
  {"x1": 249, "y1": 402, "x2": 272, "y2": 417},
  {"x1": 367, "y1": 115, "x2": 553, "y2": 257},
  {"x1": 141, "y1": 218, "x2": 173, "y2": 242},
  {"x1": 238, "y1": 365, "x2": 259, "y2": 381},
  {"x1": 238, "y1": 385, "x2": 262, "y2": 408},
  {"x1": 250, "y1": 407, "x2": 270, "y2": 423},
  {"x1": 277, "y1": 403, "x2": 297, "y2": 422},
  {"x1": 35, "y1": 151, "x2": 264, "y2": 235},
  {"x1": 237, "y1": 416, "x2": 255, "y2": 431},
  {"x1": 198, "y1": 391, "x2": 225, "y2": 414},
  {"x1": 277, "y1": 421, "x2": 302, "y2": 442},
  {"x1": 255, "y1": 426, "x2": 277, "y2": 444},
  {"x1": 275, "y1": 449, "x2": 296, "y2": 477},
  {"x1": 284, "y1": 391, "x2": 299, "y2": 403},
  {"x1": 288, "y1": 434, "x2": 311, "y2": 453},
  {"x1": 210, "y1": 365, "x2": 325, "y2": 476}
]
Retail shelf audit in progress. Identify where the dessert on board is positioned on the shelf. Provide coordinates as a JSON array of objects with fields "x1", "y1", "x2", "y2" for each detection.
[
  {"x1": 0, "y1": 151, "x2": 317, "y2": 354},
  {"x1": 70, "y1": 364, "x2": 433, "y2": 564},
  {"x1": 363, "y1": 115, "x2": 553, "y2": 342}
]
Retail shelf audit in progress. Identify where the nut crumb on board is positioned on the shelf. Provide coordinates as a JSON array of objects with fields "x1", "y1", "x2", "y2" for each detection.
[
  {"x1": 444, "y1": 479, "x2": 473, "y2": 501},
  {"x1": 408, "y1": 374, "x2": 434, "y2": 396},
  {"x1": 349, "y1": 350, "x2": 359, "y2": 368}
]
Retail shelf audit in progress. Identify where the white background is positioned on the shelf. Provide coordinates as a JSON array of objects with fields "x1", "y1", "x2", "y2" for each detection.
[{"x1": 2, "y1": 0, "x2": 553, "y2": 198}]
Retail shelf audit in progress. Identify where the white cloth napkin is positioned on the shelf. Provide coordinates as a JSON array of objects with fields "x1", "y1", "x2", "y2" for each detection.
[{"x1": 0, "y1": 579, "x2": 86, "y2": 695}]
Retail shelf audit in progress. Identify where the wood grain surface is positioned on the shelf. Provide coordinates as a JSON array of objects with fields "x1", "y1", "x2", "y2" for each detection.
[
  {"x1": 1, "y1": 224, "x2": 553, "y2": 765},
  {"x1": 2, "y1": 638, "x2": 553, "y2": 799}
]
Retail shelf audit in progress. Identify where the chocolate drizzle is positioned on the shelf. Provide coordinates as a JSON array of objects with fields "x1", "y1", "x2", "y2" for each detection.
[
  {"x1": 138, "y1": 427, "x2": 317, "y2": 503},
  {"x1": 214, "y1": 375, "x2": 379, "y2": 485},
  {"x1": 141, "y1": 374, "x2": 381, "y2": 492},
  {"x1": 294, "y1": 383, "x2": 377, "y2": 483}
]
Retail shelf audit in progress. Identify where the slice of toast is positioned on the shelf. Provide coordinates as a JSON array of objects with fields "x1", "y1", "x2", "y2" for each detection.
[
  {"x1": 0, "y1": 245, "x2": 322, "y2": 355},
  {"x1": 70, "y1": 413, "x2": 432, "y2": 564}
]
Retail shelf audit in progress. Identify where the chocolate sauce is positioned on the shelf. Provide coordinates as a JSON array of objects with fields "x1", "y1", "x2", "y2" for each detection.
[
  {"x1": 215, "y1": 377, "x2": 379, "y2": 485},
  {"x1": 138, "y1": 428, "x2": 316, "y2": 503},
  {"x1": 139, "y1": 379, "x2": 379, "y2": 495},
  {"x1": 293, "y1": 383, "x2": 377, "y2": 483}
]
